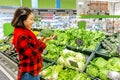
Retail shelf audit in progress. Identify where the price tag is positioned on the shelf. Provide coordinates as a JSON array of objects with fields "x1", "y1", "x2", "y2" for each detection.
[{"x1": 75, "y1": 38, "x2": 84, "y2": 46}]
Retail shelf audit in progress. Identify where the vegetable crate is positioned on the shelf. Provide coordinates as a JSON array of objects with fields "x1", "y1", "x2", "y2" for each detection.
[
  {"x1": 66, "y1": 45, "x2": 93, "y2": 54},
  {"x1": 95, "y1": 41, "x2": 111, "y2": 59},
  {"x1": 84, "y1": 56, "x2": 120, "y2": 80},
  {"x1": 42, "y1": 57, "x2": 56, "y2": 70},
  {"x1": 95, "y1": 32, "x2": 120, "y2": 58}
]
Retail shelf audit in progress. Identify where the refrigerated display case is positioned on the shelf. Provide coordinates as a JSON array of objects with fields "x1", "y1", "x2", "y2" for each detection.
[
  {"x1": 77, "y1": 0, "x2": 120, "y2": 35},
  {"x1": 32, "y1": 9, "x2": 77, "y2": 30}
]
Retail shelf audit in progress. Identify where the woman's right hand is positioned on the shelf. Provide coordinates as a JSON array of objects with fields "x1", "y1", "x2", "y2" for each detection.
[
  {"x1": 43, "y1": 34, "x2": 56, "y2": 43},
  {"x1": 39, "y1": 37, "x2": 45, "y2": 41}
]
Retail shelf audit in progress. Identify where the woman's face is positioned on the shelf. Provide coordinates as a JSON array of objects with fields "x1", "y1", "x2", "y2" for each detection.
[{"x1": 24, "y1": 13, "x2": 34, "y2": 30}]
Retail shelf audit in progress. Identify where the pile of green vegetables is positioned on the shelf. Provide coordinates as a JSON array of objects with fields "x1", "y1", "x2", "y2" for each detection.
[
  {"x1": 40, "y1": 65, "x2": 91, "y2": 80},
  {"x1": 57, "y1": 49, "x2": 86, "y2": 71},
  {"x1": 39, "y1": 28, "x2": 105, "y2": 51},
  {"x1": 0, "y1": 44, "x2": 11, "y2": 52},
  {"x1": 39, "y1": 29, "x2": 54, "y2": 38},
  {"x1": 42, "y1": 40, "x2": 65, "y2": 60},
  {"x1": 86, "y1": 57, "x2": 120, "y2": 80},
  {"x1": 97, "y1": 33, "x2": 120, "y2": 57},
  {"x1": 0, "y1": 39, "x2": 4, "y2": 44},
  {"x1": 67, "y1": 28, "x2": 105, "y2": 50}
]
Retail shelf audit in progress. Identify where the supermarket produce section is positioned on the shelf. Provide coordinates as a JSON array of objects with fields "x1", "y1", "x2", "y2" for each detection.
[
  {"x1": 0, "y1": 28, "x2": 120, "y2": 80},
  {"x1": 0, "y1": 1, "x2": 120, "y2": 80}
]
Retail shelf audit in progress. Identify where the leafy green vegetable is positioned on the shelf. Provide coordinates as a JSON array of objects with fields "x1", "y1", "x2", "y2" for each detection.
[
  {"x1": 86, "y1": 57, "x2": 120, "y2": 80},
  {"x1": 91, "y1": 57, "x2": 107, "y2": 69},
  {"x1": 40, "y1": 65, "x2": 63, "y2": 80},
  {"x1": 68, "y1": 29, "x2": 105, "y2": 50},
  {"x1": 40, "y1": 29, "x2": 54, "y2": 38},
  {"x1": 0, "y1": 44, "x2": 11, "y2": 52},
  {"x1": 43, "y1": 42, "x2": 64, "y2": 60},
  {"x1": 86, "y1": 65, "x2": 99, "y2": 78},
  {"x1": 99, "y1": 69, "x2": 109, "y2": 80},
  {"x1": 52, "y1": 65, "x2": 63, "y2": 80},
  {"x1": 73, "y1": 73, "x2": 91, "y2": 80},
  {"x1": 107, "y1": 57, "x2": 120, "y2": 71},
  {"x1": 57, "y1": 68, "x2": 79, "y2": 80},
  {"x1": 0, "y1": 39, "x2": 4, "y2": 44},
  {"x1": 99, "y1": 32, "x2": 120, "y2": 57},
  {"x1": 40, "y1": 65, "x2": 53, "y2": 78},
  {"x1": 57, "y1": 49, "x2": 86, "y2": 71}
]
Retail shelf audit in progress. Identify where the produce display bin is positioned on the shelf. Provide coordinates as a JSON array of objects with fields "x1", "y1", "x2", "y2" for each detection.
[
  {"x1": 95, "y1": 35, "x2": 120, "y2": 58},
  {"x1": 0, "y1": 44, "x2": 19, "y2": 64},
  {"x1": 81, "y1": 51, "x2": 95, "y2": 72},
  {"x1": 42, "y1": 57, "x2": 56, "y2": 70},
  {"x1": 95, "y1": 41, "x2": 110, "y2": 59},
  {"x1": 40, "y1": 77, "x2": 45, "y2": 80},
  {"x1": 0, "y1": 51, "x2": 18, "y2": 64},
  {"x1": 0, "y1": 43, "x2": 57, "y2": 68},
  {"x1": 84, "y1": 55, "x2": 120, "y2": 80},
  {"x1": 82, "y1": 54, "x2": 108, "y2": 80}
]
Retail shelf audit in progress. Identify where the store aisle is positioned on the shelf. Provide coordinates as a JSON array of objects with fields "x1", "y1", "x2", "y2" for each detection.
[{"x1": 0, "y1": 65, "x2": 14, "y2": 80}]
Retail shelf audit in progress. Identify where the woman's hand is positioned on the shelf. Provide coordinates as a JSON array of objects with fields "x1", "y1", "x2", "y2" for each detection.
[
  {"x1": 43, "y1": 34, "x2": 56, "y2": 43},
  {"x1": 39, "y1": 37, "x2": 45, "y2": 41}
]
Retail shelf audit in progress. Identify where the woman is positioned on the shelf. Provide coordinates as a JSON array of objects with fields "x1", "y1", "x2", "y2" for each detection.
[{"x1": 11, "y1": 7, "x2": 54, "y2": 80}]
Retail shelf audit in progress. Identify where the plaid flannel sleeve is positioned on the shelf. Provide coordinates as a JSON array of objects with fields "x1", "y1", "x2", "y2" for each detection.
[{"x1": 18, "y1": 35, "x2": 46, "y2": 58}]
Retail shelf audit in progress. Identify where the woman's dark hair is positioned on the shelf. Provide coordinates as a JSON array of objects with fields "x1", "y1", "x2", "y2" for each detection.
[{"x1": 11, "y1": 7, "x2": 32, "y2": 28}]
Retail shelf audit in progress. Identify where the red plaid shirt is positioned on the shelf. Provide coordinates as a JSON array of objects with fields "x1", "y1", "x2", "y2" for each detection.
[{"x1": 12, "y1": 28, "x2": 46, "y2": 80}]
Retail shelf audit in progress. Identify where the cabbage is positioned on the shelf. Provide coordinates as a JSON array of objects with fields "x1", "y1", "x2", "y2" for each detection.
[
  {"x1": 76, "y1": 53, "x2": 86, "y2": 62},
  {"x1": 40, "y1": 65, "x2": 63, "y2": 80},
  {"x1": 86, "y1": 65, "x2": 99, "y2": 78},
  {"x1": 86, "y1": 57, "x2": 120, "y2": 80},
  {"x1": 52, "y1": 65, "x2": 63, "y2": 80},
  {"x1": 57, "y1": 68, "x2": 79, "y2": 80},
  {"x1": 58, "y1": 49, "x2": 86, "y2": 71},
  {"x1": 61, "y1": 49, "x2": 77, "y2": 58},
  {"x1": 77, "y1": 62, "x2": 85, "y2": 71},
  {"x1": 99, "y1": 69, "x2": 109, "y2": 80},
  {"x1": 91, "y1": 57, "x2": 107, "y2": 69},
  {"x1": 57, "y1": 56, "x2": 66, "y2": 65},
  {"x1": 40, "y1": 65, "x2": 54, "y2": 78},
  {"x1": 107, "y1": 57, "x2": 120, "y2": 71}
]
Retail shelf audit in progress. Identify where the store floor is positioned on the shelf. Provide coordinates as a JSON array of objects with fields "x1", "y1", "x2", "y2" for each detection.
[{"x1": 0, "y1": 65, "x2": 14, "y2": 80}]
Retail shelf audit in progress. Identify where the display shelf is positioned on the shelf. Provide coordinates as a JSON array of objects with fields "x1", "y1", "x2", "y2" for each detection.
[
  {"x1": 77, "y1": 17, "x2": 120, "y2": 34},
  {"x1": 0, "y1": 48, "x2": 18, "y2": 64},
  {"x1": 32, "y1": 9, "x2": 77, "y2": 30},
  {"x1": 66, "y1": 45, "x2": 93, "y2": 53},
  {"x1": 0, "y1": 6, "x2": 15, "y2": 39},
  {"x1": 77, "y1": 0, "x2": 120, "y2": 34},
  {"x1": 80, "y1": 15, "x2": 120, "y2": 18},
  {"x1": 95, "y1": 42, "x2": 111, "y2": 60},
  {"x1": 42, "y1": 57, "x2": 57, "y2": 70}
]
